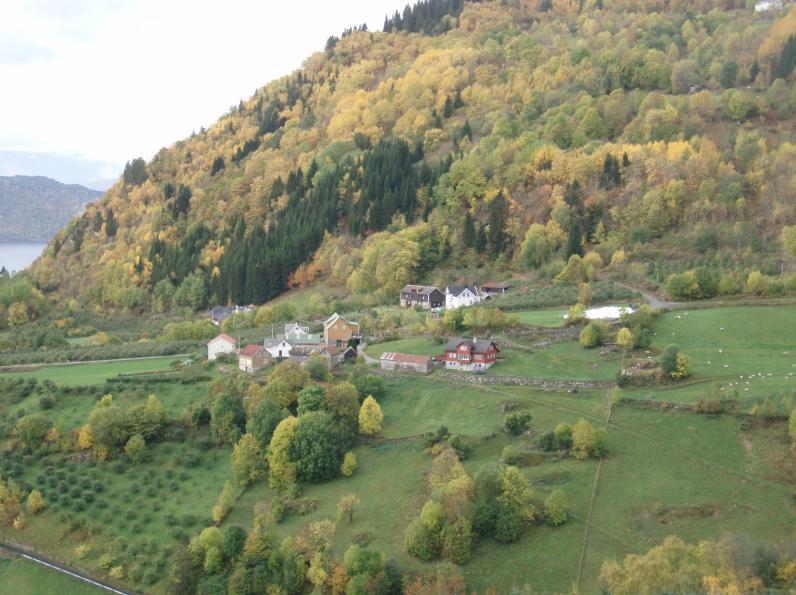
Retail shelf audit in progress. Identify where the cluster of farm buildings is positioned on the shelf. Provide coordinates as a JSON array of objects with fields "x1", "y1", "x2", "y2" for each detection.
[
  {"x1": 207, "y1": 282, "x2": 508, "y2": 375},
  {"x1": 207, "y1": 313, "x2": 361, "y2": 373}
]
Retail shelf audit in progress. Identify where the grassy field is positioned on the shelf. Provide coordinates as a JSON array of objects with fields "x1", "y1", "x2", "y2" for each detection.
[
  {"x1": 0, "y1": 557, "x2": 103, "y2": 594},
  {"x1": 512, "y1": 308, "x2": 568, "y2": 327},
  {"x1": 489, "y1": 343, "x2": 619, "y2": 381},
  {"x1": 581, "y1": 403, "x2": 795, "y2": 591},
  {"x1": 0, "y1": 356, "x2": 181, "y2": 386},
  {"x1": 620, "y1": 305, "x2": 796, "y2": 404}
]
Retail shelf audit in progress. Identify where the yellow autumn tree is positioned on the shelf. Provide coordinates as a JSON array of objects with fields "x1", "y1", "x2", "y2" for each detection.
[{"x1": 358, "y1": 396, "x2": 383, "y2": 436}]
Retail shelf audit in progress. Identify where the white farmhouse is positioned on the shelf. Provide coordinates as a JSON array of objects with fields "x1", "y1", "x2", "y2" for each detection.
[
  {"x1": 207, "y1": 334, "x2": 236, "y2": 361},
  {"x1": 445, "y1": 285, "x2": 490, "y2": 309}
]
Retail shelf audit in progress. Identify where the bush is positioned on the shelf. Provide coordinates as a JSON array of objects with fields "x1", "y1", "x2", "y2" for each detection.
[
  {"x1": 441, "y1": 518, "x2": 473, "y2": 564},
  {"x1": 694, "y1": 399, "x2": 725, "y2": 415},
  {"x1": 503, "y1": 411, "x2": 532, "y2": 436},
  {"x1": 538, "y1": 431, "x2": 558, "y2": 451},
  {"x1": 405, "y1": 518, "x2": 440, "y2": 561},
  {"x1": 493, "y1": 506, "x2": 524, "y2": 543},
  {"x1": 544, "y1": 489, "x2": 569, "y2": 526},
  {"x1": 447, "y1": 434, "x2": 473, "y2": 460},
  {"x1": 579, "y1": 321, "x2": 606, "y2": 348},
  {"x1": 554, "y1": 423, "x2": 573, "y2": 449},
  {"x1": 39, "y1": 395, "x2": 56, "y2": 410}
]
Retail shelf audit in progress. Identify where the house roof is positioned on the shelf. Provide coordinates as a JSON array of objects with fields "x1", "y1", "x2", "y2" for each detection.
[
  {"x1": 324, "y1": 312, "x2": 359, "y2": 329},
  {"x1": 208, "y1": 334, "x2": 236, "y2": 346},
  {"x1": 446, "y1": 284, "x2": 481, "y2": 297},
  {"x1": 239, "y1": 344, "x2": 264, "y2": 358},
  {"x1": 284, "y1": 322, "x2": 309, "y2": 334},
  {"x1": 380, "y1": 352, "x2": 431, "y2": 365},
  {"x1": 481, "y1": 282, "x2": 511, "y2": 290},
  {"x1": 263, "y1": 337, "x2": 291, "y2": 348},
  {"x1": 401, "y1": 284, "x2": 441, "y2": 295},
  {"x1": 444, "y1": 337, "x2": 499, "y2": 354}
]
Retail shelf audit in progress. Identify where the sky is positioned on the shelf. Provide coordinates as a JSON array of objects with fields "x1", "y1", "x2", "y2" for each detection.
[{"x1": 0, "y1": 0, "x2": 403, "y2": 182}]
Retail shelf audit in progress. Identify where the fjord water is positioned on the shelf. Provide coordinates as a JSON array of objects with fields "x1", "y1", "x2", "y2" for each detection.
[{"x1": 0, "y1": 241, "x2": 47, "y2": 273}]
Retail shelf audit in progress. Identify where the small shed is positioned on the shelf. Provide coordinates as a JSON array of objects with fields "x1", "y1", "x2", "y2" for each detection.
[{"x1": 380, "y1": 352, "x2": 433, "y2": 374}]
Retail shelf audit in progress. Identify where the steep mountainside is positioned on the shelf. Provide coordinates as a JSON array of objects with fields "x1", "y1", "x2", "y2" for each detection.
[
  {"x1": 30, "y1": 0, "x2": 796, "y2": 310},
  {"x1": 0, "y1": 176, "x2": 102, "y2": 241}
]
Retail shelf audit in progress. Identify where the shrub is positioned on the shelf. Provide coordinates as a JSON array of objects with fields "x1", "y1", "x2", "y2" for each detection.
[
  {"x1": 538, "y1": 431, "x2": 558, "y2": 451},
  {"x1": 441, "y1": 518, "x2": 473, "y2": 564},
  {"x1": 554, "y1": 423, "x2": 573, "y2": 449},
  {"x1": 544, "y1": 489, "x2": 569, "y2": 526},
  {"x1": 405, "y1": 518, "x2": 440, "y2": 561},
  {"x1": 503, "y1": 411, "x2": 532, "y2": 436},
  {"x1": 493, "y1": 506, "x2": 524, "y2": 543},
  {"x1": 579, "y1": 321, "x2": 606, "y2": 348},
  {"x1": 694, "y1": 399, "x2": 725, "y2": 415},
  {"x1": 447, "y1": 434, "x2": 473, "y2": 460},
  {"x1": 341, "y1": 451, "x2": 357, "y2": 477}
]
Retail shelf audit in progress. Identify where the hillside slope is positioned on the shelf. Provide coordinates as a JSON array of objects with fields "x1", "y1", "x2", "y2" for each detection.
[
  {"x1": 30, "y1": 0, "x2": 796, "y2": 311},
  {"x1": 0, "y1": 176, "x2": 102, "y2": 241}
]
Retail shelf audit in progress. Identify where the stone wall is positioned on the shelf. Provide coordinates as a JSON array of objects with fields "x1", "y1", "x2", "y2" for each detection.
[{"x1": 438, "y1": 371, "x2": 612, "y2": 391}]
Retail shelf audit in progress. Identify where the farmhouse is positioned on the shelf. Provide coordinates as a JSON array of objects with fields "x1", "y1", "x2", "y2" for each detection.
[
  {"x1": 399, "y1": 285, "x2": 445, "y2": 310},
  {"x1": 445, "y1": 285, "x2": 491, "y2": 309},
  {"x1": 443, "y1": 337, "x2": 500, "y2": 372},
  {"x1": 481, "y1": 282, "x2": 512, "y2": 295},
  {"x1": 207, "y1": 334, "x2": 236, "y2": 361},
  {"x1": 324, "y1": 313, "x2": 360, "y2": 347},
  {"x1": 238, "y1": 344, "x2": 272, "y2": 373},
  {"x1": 380, "y1": 352, "x2": 432, "y2": 374}
]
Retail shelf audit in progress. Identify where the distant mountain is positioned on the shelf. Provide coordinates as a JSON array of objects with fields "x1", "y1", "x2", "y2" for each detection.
[
  {"x1": 0, "y1": 151, "x2": 122, "y2": 191},
  {"x1": 0, "y1": 176, "x2": 103, "y2": 241}
]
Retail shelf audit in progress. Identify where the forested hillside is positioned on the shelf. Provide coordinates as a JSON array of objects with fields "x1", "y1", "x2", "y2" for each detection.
[
  {"x1": 0, "y1": 176, "x2": 101, "y2": 241},
  {"x1": 29, "y1": 0, "x2": 796, "y2": 311}
]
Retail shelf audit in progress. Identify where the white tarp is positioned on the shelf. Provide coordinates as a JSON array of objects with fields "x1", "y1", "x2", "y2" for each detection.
[{"x1": 564, "y1": 305, "x2": 634, "y2": 320}]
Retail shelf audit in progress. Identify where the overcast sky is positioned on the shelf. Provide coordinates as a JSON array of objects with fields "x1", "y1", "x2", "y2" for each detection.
[{"x1": 0, "y1": 0, "x2": 403, "y2": 171}]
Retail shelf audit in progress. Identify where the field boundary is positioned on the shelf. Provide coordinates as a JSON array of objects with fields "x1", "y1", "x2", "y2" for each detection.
[{"x1": 575, "y1": 395, "x2": 614, "y2": 590}]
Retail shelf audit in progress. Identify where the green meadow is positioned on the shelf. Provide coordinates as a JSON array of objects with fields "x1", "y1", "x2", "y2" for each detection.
[
  {"x1": 0, "y1": 557, "x2": 103, "y2": 595},
  {"x1": 0, "y1": 356, "x2": 180, "y2": 386}
]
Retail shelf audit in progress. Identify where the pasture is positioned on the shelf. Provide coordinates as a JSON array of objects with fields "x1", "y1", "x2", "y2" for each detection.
[
  {"x1": 0, "y1": 356, "x2": 181, "y2": 386},
  {"x1": 512, "y1": 308, "x2": 568, "y2": 327},
  {"x1": 0, "y1": 557, "x2": 102, "y2": 594}
]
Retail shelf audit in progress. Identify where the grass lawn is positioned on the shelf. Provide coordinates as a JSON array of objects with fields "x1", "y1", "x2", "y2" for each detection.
[
  {"x1": 0, "y1": 356, "x2": 181, "y2": 386},
  {"x1": 512, "y1": 308, "x2": 568, "y2": 327},
  {"x1": 0, "y1": 557, "x2": 103, "y2": 594},
  {"x1": 489, "y1": 343, "x2": 619, "y2": 381}
]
